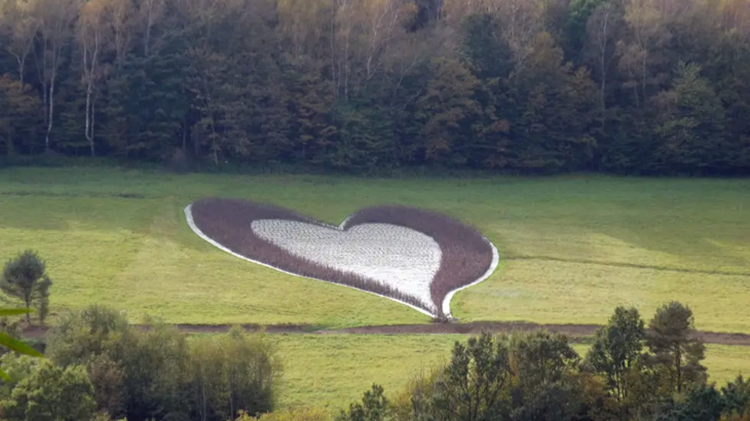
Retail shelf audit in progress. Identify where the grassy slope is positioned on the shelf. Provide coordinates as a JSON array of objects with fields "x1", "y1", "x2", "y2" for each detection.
[
  {"x1": 269, "y1": 334, "x2": 750, "y2": 411},
  {"x1": 0, "y1": 167, "x2": 749, "y2": 332}
]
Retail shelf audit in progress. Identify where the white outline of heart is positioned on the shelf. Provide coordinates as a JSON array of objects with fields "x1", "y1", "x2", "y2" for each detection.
[{"x1": 184, "y1": 203, "x2": 499, "y2": 319}]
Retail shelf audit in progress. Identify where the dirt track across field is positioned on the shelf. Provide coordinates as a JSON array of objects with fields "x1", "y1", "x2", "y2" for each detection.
[{"x1": 21, "y1": 321, "x2": 750, "y2": 347}]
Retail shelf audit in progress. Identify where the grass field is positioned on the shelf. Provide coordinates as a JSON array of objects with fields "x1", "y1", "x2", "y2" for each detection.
[
  {"x1": 0, "y1": 166, "x2": 749, "y2": 332},
  {"x1": 268, "y1": 334, "x2": 750, "y2": 411}
]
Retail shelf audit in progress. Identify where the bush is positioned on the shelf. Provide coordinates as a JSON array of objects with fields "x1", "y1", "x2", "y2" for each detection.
[
  {"x1": 190, "y1": 326, "x2": 281, "y2": 421},
  {"x1": 45, "y1": 306, "x2": 281, "y2": 421},
  {"x1": 164, "y1": 148, "x2": 192, "y2": 173},
  {"x1": 237, "y1": 407, "x2": 330, "y2": 421},
  {"x1": 335, "y1": 384, "x2": 391, "y2": 421},
  {"x1": 45, "y1": 308, "x2": 192, "y2": 420},
  {"x1": 0, "y1": 355, "x2": 96, "y2": 421},
  {"x1": 45, "y1": 305, "x2": 134, "y2": 418},
  {"x1": 46, "y1": 305, "x2": 132, "y2": 367},
  {"x1": 0, "y1": 316, "x2": 23, "y2": 358},
  {"x1": 117, "y1": 320, "x2": 192, "y2": 421}
]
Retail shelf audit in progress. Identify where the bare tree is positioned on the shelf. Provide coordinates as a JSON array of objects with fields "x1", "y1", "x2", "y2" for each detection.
[
  {"x1": 719, "y1": 0, "x2": 750, "y2": 33},
  {"x1": 618, "y1": 0, "x2": 670, "y2": 107},
  {"x1": 138, "y1": 0, "x2": 165, "y2": 57},
  {"x1": 443, "y1": 0, "x2": 544, "y2": 79},
  {"x1": 275, "y1": 0, "x2": 331, "y2": 58},
  {"x1": 102, "y1": 0, "x2": 133, "y2": 71},
  {"x1": 0, "y1": 0, "x2": 39, "y2": 88},
  {"x1": 330, "y1": 0, "x2": 414, "y2": 100},
  {"x1": 78, "y1": 0, "x2": 109, "y2": 156},
  {"x1": 586, "y1": 1, "x2": 622, "y2": 129},
  {"x1": 33, "y1": 0, "x2": 78, "y2": 151}
]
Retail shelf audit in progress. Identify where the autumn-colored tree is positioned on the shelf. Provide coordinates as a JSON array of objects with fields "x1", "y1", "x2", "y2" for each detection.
[
  {"x1": 415, "y1": 56, "x2": 480, "y2": 163},
  {"x1": 0, "y1": 0, "x2": 747, "y2": 174},
  {"x1": 0, "y1": 0, "x2": 39, "y2": 87},
  {"x1": 0, "y1": 74, "x2": 41, "y2": 155}
]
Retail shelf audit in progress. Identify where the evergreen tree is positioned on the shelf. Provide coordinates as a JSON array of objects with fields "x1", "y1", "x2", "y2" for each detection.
[
  {"x1": 0, "y1": 250, "x2": 52, "y2": 324},
  {"x1": 653, "y1": 62, "x2": 730, "y2": 174},
  {"x1": 646, "y1": 301, "x2": 707, "y2": 394}
]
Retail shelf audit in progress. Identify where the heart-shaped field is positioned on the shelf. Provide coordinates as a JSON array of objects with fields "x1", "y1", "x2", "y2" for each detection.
[{"x1": 184, "y1": 198, "x2": 498, "y2": 319}]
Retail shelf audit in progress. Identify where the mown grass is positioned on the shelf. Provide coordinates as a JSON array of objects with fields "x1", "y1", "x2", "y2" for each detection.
[
  {"x1": 268, "y1": 333, "x2": 750, "y2": 412},
  {"x1": 0, "y1": 167, "x2": 749, "y2": 332}
]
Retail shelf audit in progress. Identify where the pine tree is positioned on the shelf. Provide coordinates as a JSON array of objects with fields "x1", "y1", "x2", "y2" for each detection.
[
  {"x1": 646, "y1": 301, "x2": 707, "y2": 394},
  {"x1": 0, "y1": 250, "x2": 52, "y2": 324}
]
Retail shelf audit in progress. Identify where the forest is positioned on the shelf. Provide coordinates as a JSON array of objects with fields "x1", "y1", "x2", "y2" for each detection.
[{"x1": 0, "y1": 0, "x2": 748, "y2": 175}]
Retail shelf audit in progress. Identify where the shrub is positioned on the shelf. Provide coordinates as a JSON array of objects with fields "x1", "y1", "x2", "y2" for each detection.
[
  {"x1": 722, "y1": 376, "x2": 750, "y2": 420},
  {"x1": 46, "y1": 306, "x2": 281, "y2": 421},
  {"x1": 46, "y1": 305, "x2": 132, "y2": 367},
  {"x1": 190, "y1": 326, "x2": 281, "y2": 421},
  {"x1": 46, "y1": 305, "x2": 134, "y2": 418},
  {"x1": 119, "y1": 320, "x2": 192, "y2": 421},
  {"x1": 335, "y1": 384, "x2": 391, "y2": 421},
  {"x1": 238, "y1": 407, "x2": 330, "y2": 421},
  {"x1": 165, "y1": 148, "x2": 192, "y2": 173},
  {"x1": 0, "y1": 316, "x2": 23, "y2": 358},
  {"x1": 91, "y1": 412, "x2": 127, "y2": 421},
  {"x1": 0, "y1": 355, "x2": 96, "y2": 421},
  {"x1": 45, "y1": 308, "x2": 192, "y2": 420}
]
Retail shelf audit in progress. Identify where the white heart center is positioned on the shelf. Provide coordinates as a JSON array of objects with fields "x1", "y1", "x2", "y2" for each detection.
[{"x1": 251, "y1": 219, "x2": 442, "y2": 311}]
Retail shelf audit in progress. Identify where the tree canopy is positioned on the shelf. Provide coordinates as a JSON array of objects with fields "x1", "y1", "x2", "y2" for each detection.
[{"x1": 0, "y1": 0, "x2": 748, "y2": 175}]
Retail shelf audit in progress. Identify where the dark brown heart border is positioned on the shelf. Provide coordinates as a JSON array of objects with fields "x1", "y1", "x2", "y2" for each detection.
[{"x1": 184, "y1": 198, "x2": 499, "y2": 319}]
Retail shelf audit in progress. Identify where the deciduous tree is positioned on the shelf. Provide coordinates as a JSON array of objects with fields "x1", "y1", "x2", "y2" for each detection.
[
  {"x1": 0, "y1": 0, "x2": 39, "y2": 87},
  {"x1": 78, "y1": 0, "x2": 109, "y2": 156},
  {"x1": 432, "y1": 332, "x2": 511, "y2": 421},
  {"x1": 33, "y1": 0, "x2": 78, "y2": 152},
  {"x1": 0, "y1": 357, "x2": 96, "y2": 421},
  {"x1": 587, "y1": 306, "x2": 645, "y2": 404}
]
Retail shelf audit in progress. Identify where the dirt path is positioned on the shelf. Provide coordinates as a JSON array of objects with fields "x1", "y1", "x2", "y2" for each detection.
[{"x1": 22, "y1": 321, "x2": 750, "y2": 346}]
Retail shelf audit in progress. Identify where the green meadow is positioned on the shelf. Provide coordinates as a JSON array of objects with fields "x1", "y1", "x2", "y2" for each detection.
[
  {"x1": 0, "y1": 166, "x2": 749, "y2": 333},
  {"x1": 268, "y1": 334, "x2": 750, "y2": 411}
]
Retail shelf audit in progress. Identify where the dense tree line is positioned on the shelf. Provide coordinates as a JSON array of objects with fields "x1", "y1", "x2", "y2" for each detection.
[{"x1": 0, "y1": 0, "x2": 748, "y2": 174}]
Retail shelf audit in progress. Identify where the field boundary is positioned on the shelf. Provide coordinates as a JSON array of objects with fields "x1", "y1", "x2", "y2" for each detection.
[
  {"x1": 22, "y1": 321, "x2": 750, "y2": 346},
  {"x1": 506, "y1": 255, "x2": 750, "y2": 277}
]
